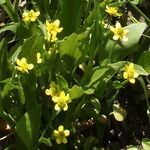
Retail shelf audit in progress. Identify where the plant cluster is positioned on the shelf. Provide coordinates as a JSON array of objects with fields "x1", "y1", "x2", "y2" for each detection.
[{"x1": 0, "y1": 0, "x2": 150, "y2": 149}]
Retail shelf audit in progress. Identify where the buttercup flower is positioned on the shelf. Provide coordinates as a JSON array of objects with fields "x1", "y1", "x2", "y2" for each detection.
[
  {"x1": 52, "y1": 91, "x2": 71, "y2": 111},
  {"x1": 123, "y1": 63, "x2": 139, "y2": 84},
  {"x1": 22, "y1": 10, "x2": 40, "y2": 22},
  {"x1": 110, "y1": 22, "x2": 129, "y2": 42},
  {"x1": 37, "y1": 53, "x2": 42, "y2": 64},
  {"x1": 45, "y1": 19, "x2": 63, "y2": 42},
  {"x1": 54, "y1": 125, "x2": 70, "y2": 144},
  {"x1": 16, "y1": 58, "x2": 34, "y2": 73},
  {"x1": 45, "y1": 82, "x2": 60, "y2": 97},
  {"x1": 105, "y1": 5, "x2": 122, "y2": 17}
]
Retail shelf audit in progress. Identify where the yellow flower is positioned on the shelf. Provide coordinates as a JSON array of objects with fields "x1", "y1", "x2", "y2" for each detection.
[
  {"x1": 110, "y1": 22, "x2": 129, "y2": 42},
  {"x1": 123, "y1": 63, "x2": 139, "y2": 84},
  {"x1": 37, "y1": 53, "x2": 42, "y2": 64},
  {"x1": 45, "y1": 19, "x2": 63, "y2": 42},
  {"x1": 45, "y1": 81, "x2": 60, "y2": 97},
  {"x1": 54, "y1": 125, "x2": 70, "y2": 144},
  {"x1": 52, "y1": 91, "x2": 71, "y2": 111},
  {"x1": 22, "y1": 10, "x2": 40, "y2": 22},
  {"x1": 16, "y1": 58, "x2": 34, "y2": 73},
  {"x1": 105, "y1": 5, "x2": 122, "y2": 17}
]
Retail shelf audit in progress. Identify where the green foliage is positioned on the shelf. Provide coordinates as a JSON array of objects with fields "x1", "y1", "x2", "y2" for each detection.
[{"x1": 0, "y1": 0, "x2": 149, "y2": 149}]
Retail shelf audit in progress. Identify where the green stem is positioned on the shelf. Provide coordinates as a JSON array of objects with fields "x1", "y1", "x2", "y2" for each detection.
[
  {"x1": 127, "y1": 0, "x2": 150, "y2": 25},
  {"x1": 40, "y1": 110, "x2": 57, "y2": 138}
]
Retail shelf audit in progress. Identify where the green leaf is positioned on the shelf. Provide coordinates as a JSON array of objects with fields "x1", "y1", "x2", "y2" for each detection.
[
  {"x1": 87, "y1": 67, "x2": 109, "y2": 87},
  {"x1": 58, "y1": 33, "x2": 85, "y2": 70},
  {"x1": 69, "y1": 85, "x2": 84, "y2": 99},
  {"x1": 0, "y1": 39, "x2": 9, "y2": 81},
  {"x1": 108, "y1": 61, "x2": 148, "y2": 76},
  {"x1": 108, "y1": 61, "x2": 127, "y2": 71},
  {"x1": 18, "y1": 78, "x2": 25, "y2": 105},
  {"x1": 56, "y1": 74, "x2": 68, "y2": 91},
  {"x1": 39, "y1": 137, "x2": 52, "y2": 147},
  {"x1": 0, "y1": 0, "x2": 6, "y2": 4},
  {"x1": 126, "y1": 145, "x2": 139, "y2": 150},
  {"x1": 0, "y1": 80, "x2": 18, "y2": 113},
  {"x1": 90, "y1": 98, "x2": 101, "y2": 115},
  {"x1": 99, "y1": 23, "x2": 146, "y2": 63},
  {"x1": 137, "y1": 50, "x2": 150, "y2": 73},
  {"x1": 134, "y1": 64, "x2": 148, "y2": 76},
  {"x1": 60, "y1": 0, "x2": 82, "y2": 35},
  {"x1": 0, "y1": 23, "x2": 19, "y2": 34},
  {"x1": 16, "y1": 113, "x2": 32, "y2": 150},
  {"x1": 142, "y1": 138, "x2": 150, "y2": 150},
  {"x1": 19, "y1": 35, "x2": 44, "y2": 64},
  {"x1": 112, "y1": 104, "x2": 127, "y2": 121},
  {"x1": 16, "y1": 109, "x2": 40, "y2": 150},
  {"x1": 131, "y1": 0, "x2": 142, "y2": 5},
  {"x1": 84, "y1": 136, "x2": 98, "y2": 150}
]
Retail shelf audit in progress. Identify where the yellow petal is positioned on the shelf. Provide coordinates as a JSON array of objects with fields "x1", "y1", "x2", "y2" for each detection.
[
  {"x1": 110, "y1": 26, "x2": 115, "y2": 32},
  {"x1": 123, "y1": 72, "x2": 128, "y2": 79},
  {"x1": 64, "y1": 130, "x2": 70, "y2": 136},
  {"x1": 57, "y1": 27, "x2": 63, "y2": 33},
  {"x1": 116, "y1": 22, "x2": 121, "y2": 28},
  {"x1": 55, "y1": 104, "x2": 61, "y2": 111},
  {"x1": 62, "y1": 138, "x2": 67, "y2": 144},
  {"x1": 113, "y1": 35, "x2": 119, "y2": 41},
  {"x1": 37, "y1": 53, "x2": 41, "y2": 58},
  {"x1": 28, "y1": 64, "x2": 34, "y2": 70},
  {"x1": 21, "y1": 58, "x2": 26, "y2": 63},
  {"x1": 45, "y1": 89, "x2": 51, "y2": 95},
  {"x1": 54, "y1": 19, "x2": 60, "y2": 27},
  {"x1": 58, "y1": 125, "x2": 64, "y2": 132},
  {"x1": 56, "y1": 138, "x2": 62, "y2": 144},
  {"x1": 16, "y1": 59, "x2": 21, "y2": 66},
  {"x1": 35, "y1": 11, "x2": 40, "y2": 16},
  {"x1": 122, "y1": 36, "x2": 128, "y2": 42},
  {"x1": 37, "y1": 58, "x2": 42, "y2": 64},
  {"x1": 54, "y1": 130, "x2": 59, "y2": 137},
  {"x1": 134, "y1": 72, "x2": 139, "y2": 78},
  {"x1": 129, "y1": 78, "x2": 135, "y2": 84},
  {"x1": 63, "y1": 104, "x2": 68, "y2": 111},
  {"x1": 52, "y1": 96, "x2": 59, "y2": 103},
  {"x1": 129, "y1": 63, "x2": 134, "y2": 69}
]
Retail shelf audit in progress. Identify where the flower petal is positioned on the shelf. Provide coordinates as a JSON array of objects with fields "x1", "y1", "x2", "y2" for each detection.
[
  {"x1": 55, "y1": 104, "x2": 60, "y2": 111},
  {"x1": 129, "y1": 78, "x2": 135, "y2": 84},
  {"x1": 54, "y1": 130, "x2": 59, "y2": 137},
  {"x1": 56, "y1": 138, "x2": 62, "y2": 144},
  {"x1": 134, "y1": 72, "x2": 139, "y2": 78},
  {"x1": 116, "y1": 22, "x2": 121, "y2": 28},
  {"x1": 58, "y1": 125, "x2": 64, "y2": 132},
  {"x1": 45, "y1": 89, "x2": 51, "y2": 95},
  {"x1": 62, "y1": 138, "x2": 67, "y2": 144},
  {"x1": 64, "y1": 130, "x2": 70, "y2": 136},
  {"x1": 122, "y1": 36, "x2": 128, "y2": 42},
  {"x1": 123, "y1": 72, "x2": 128, "y2": 79},
  {"x1": 28, "y1": 64, "x2": 34, "y2": 70},
  {"x1": 113, "y1": 35, "x2": 119, "y2": 41}
]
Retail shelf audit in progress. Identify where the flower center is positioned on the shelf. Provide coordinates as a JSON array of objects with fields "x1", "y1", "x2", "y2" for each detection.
[{"x1": 117, "y1": 28, "x2": 124, "y2": 38}]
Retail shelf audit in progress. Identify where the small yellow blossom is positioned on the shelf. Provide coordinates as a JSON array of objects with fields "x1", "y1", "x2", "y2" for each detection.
[
  {"x1": 110, "y1": 22, "x2": 129, "y2": 42},
  {"x1": 105, "y1": 5, "x2": 122, "y2": 17},
  {"x1": 16, "y1": 58, "x2": 34, "y2": 73},
  {"x1": 22, "y1": 10, "x2": 40, "y2": 22},
  {"x1": 37, "y1": 53, "x2": 42, "y2": 64},
  {"x1": 45, "y1": 82, "x2": 60, "y2": 97},
  {"x1": 54, "y1": 125, "x2": 70, "y2": 144},
  {"x1": 52, "y1": 91, "x2": 71, "y2": 111},
  {"x1": 123, "y1": 63, "x2": 139, "y2": 84},
  {"x1": 45, "y1": 19, "x2": 63, "y2": 42}
]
